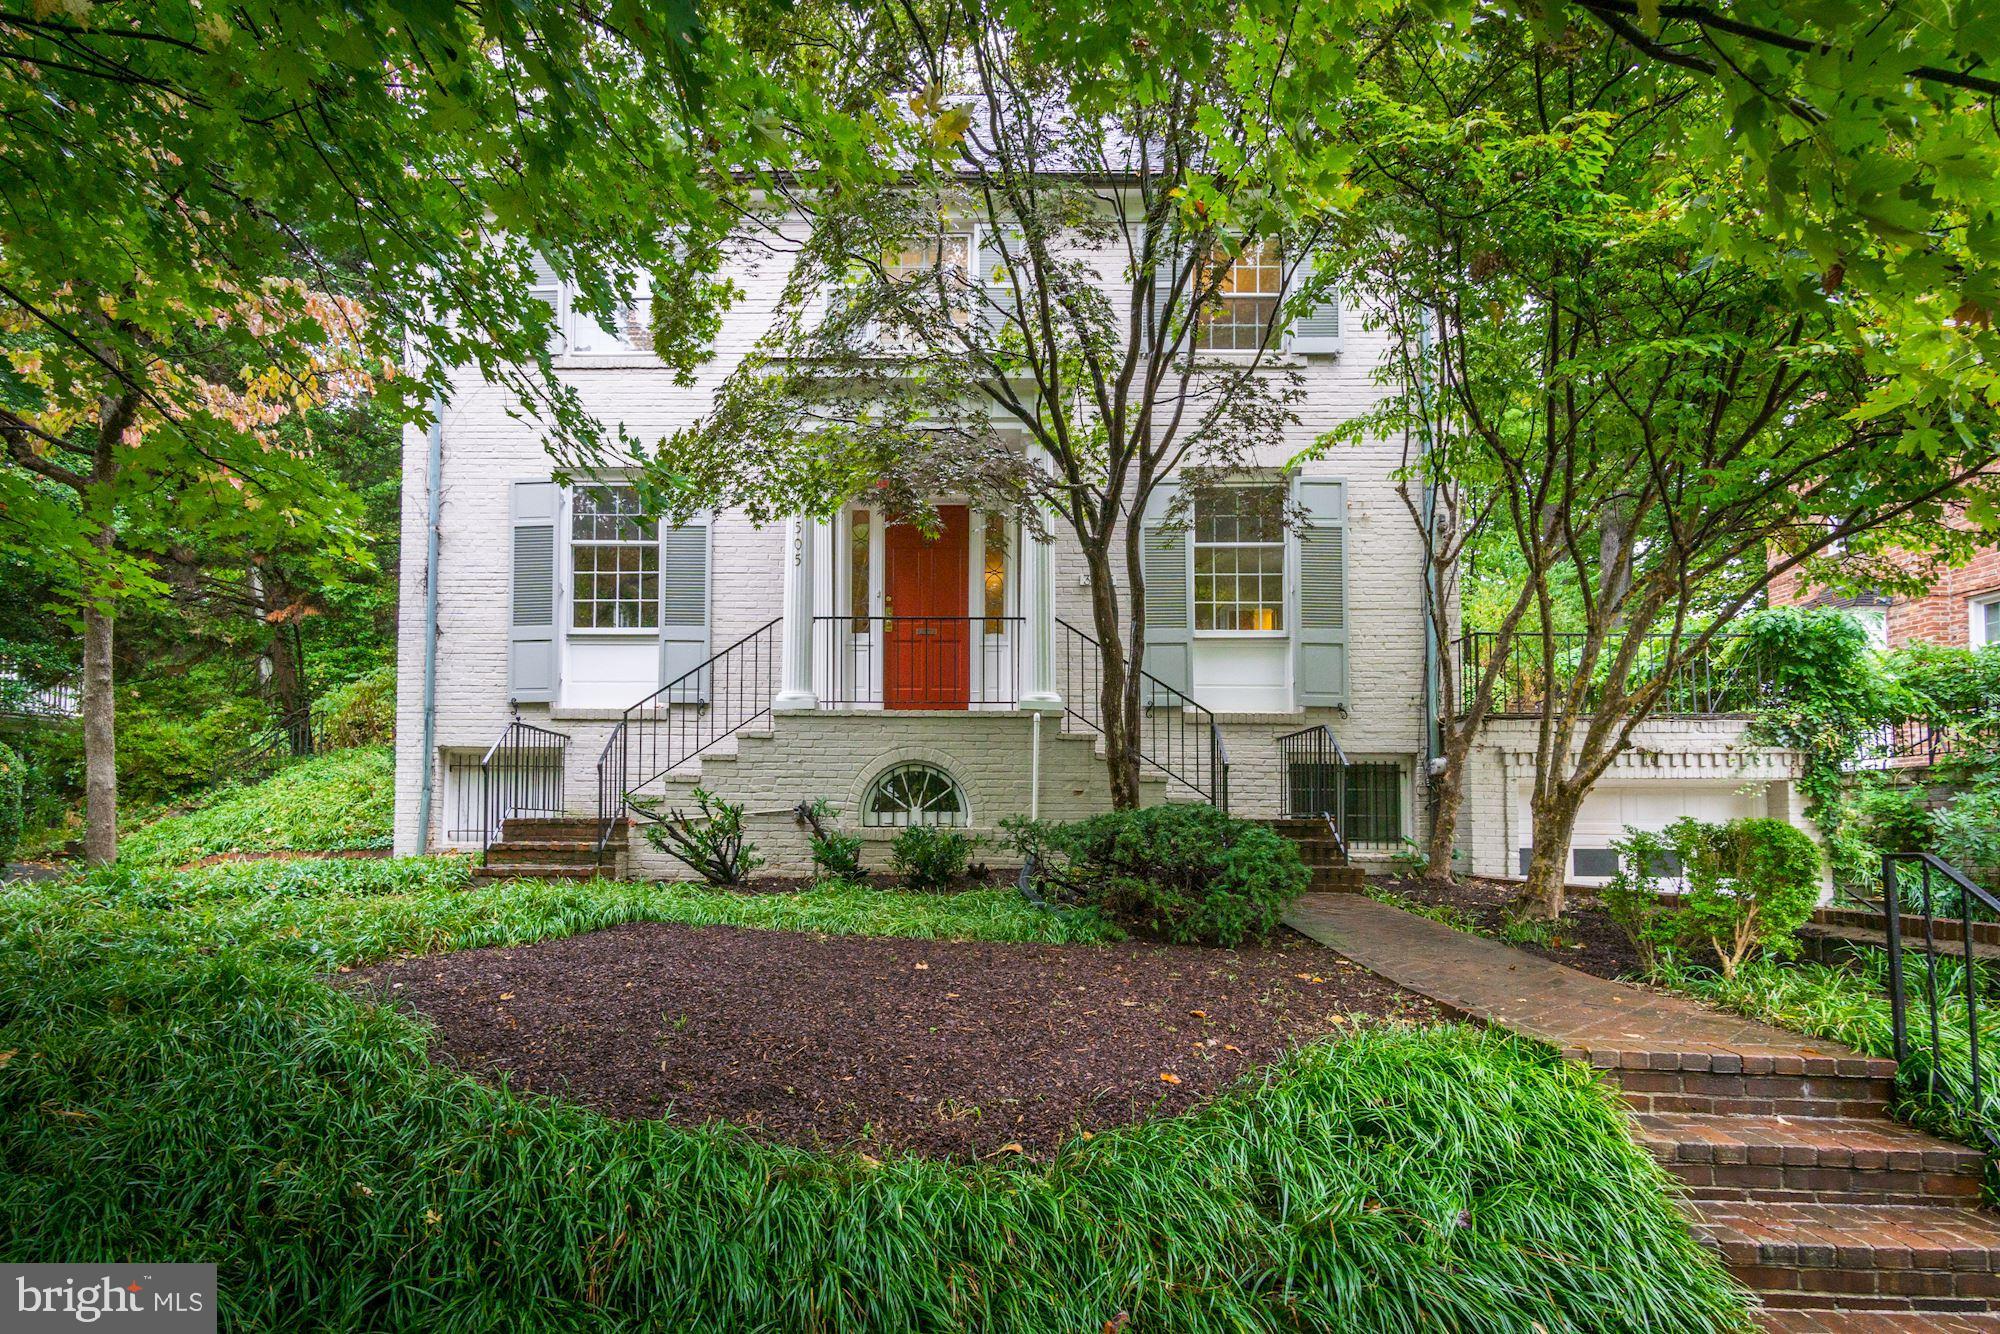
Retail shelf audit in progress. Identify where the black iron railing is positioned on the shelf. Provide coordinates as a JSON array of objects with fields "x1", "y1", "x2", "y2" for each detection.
[
  {"x1": 478, "y1": 715, "x2": 568, "y2": 861},
  {"x1": 1881, "y1": 853, "x2": 2000, "y2": 1153},
  {"x1": 1278, "y1": 724, "x2": 1348, "y2": 854},
  {"x1": 595, "y1": 617, "x2": 781, "y2": 853},
  {"x1": 1055, "y1": 617, "x2": 1228, "y2": 810},
  {"x1": 1851, "y1": 718, "x2": 2000, "y2": 771},
  {"x1": 1455, "y1": 630, "x2": 1767, "y2": 718},
  {"x1": 812, "y1": 615, "x2": 1023, "y2": 709}
]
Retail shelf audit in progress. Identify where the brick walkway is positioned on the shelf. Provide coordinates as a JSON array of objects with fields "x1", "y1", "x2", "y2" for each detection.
[{"x1": 1284, "y1": 893, "x2": 2000, "y2": 1326}]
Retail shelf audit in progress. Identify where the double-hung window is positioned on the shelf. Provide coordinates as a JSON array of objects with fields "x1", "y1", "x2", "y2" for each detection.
[
  {"x1": 570, "y1": 485, "x2": 659, "y2": 630},
  {"x1": 1974, "y1": 594, "x2": 1999, "y2": 649},
  {"x1": 1194, "y1": 240, "x2": 1283, "y2": 353},
  {"x1": 875, "y1": 235, "x2": 971, "y2": 343},
  {"x1": 1193, "y1": 483, "x2": 1286, "y2": 632}
]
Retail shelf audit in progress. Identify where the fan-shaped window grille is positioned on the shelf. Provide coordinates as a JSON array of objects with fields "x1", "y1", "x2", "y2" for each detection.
[{"x1": 863, "y1": 763, "x2": 968, "y2": 827}]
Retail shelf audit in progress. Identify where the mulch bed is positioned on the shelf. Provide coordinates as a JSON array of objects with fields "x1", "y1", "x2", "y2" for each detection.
[
  {"x1": 339, "y1": 921, "x2": 1440, "y2": 1159},
  {"x1": 1374, "y1": 874, "x2": 1645, "y2": 981}
]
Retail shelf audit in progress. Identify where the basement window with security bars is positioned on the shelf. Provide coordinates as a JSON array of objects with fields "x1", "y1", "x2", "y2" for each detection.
[{"x1": 571, "y1": 484, "x2": 659, "y2": 630}]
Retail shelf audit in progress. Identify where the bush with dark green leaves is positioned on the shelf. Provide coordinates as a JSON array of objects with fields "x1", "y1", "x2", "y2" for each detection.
[
  {"x1": 889, "y1": 824, "x2": 973, "y2": 891},
  {"x1": 0, "y1": 741, "x2": 23, "y2": 864},
  {"x1": 1022, "y1": 804, "x2": 1309, "y2": 946},
  {"x1": 1605, "y1": 816, "x2": 1821, "y2": 979}
]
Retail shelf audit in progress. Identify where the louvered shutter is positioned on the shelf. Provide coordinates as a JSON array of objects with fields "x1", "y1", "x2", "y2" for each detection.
[
  {"x1": 1140, "y1": 479, "x2": 1192, "y2": 699},
  {"x1": 1288, "y1": 254, "x2": 1342, "y2": 354},
  {"x1": 659, "y1": 519, "x2": 711, "y2": 701},
  {"x1": 976, "y1": 225, "x2": 1021, "y2": 340},
  {"x1": 529, "y1": 254, "x2": 565, "y2": 353},
  {"x1": 508, "y1": 481, "x2": 560, "y2": 703},
  {"x1": 1294, "y1": 477, "x2": 1348, "y2": 708},
  {"x1": 1147, "y1": 242, "x2": 1182, "y2": 352}
]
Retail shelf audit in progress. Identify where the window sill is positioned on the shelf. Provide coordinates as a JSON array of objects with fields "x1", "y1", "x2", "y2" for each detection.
[
  {"x1": 1192, "y1": 630, "x2": 1289, "y2": 640},
  {"x1": 555, "y1": 353, "x2": 659, "y2": 369}
]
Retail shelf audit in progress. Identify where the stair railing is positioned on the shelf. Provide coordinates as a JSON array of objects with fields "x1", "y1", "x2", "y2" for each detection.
[
  {"x1": 1880, "y1": 853, "x2": 2000, "y2": 1152},
  {"x1": 596, "y1": 617, "x2": 782, "y2": 851},
  {"x1": 1276, "y1": 723, "x2": 1349, "y2": 857},
  {"x1": 1054, "y1": 618, "x2": 1229, "y2": 810},
  {"x1": 479, "y1": 714, "x2": 569, "y2": 862}
]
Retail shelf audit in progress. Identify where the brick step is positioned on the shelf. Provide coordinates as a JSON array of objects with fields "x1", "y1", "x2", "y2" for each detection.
[
  {"x1": 1690, "y1": 1202, "x2": 2000, "y2": 1312},
  {"x1": 499, "y1": 817, "x2": 617, "y2": 843},
  {"x1": 1634, "y1": 1114, "x2": 1985, "y2": 1205},
  {"x1": 1760, "y1": 1307, "x2": 2000, "y2": 1330},
  {"x1": 483, "y1": 841, "x2": 610, "y2": 868},
  {"x1": 1801, "y1": 922, "x2": 2000, "y2": 966},
  {"x1": 1310, "y1": 866, "x2": 1366, "y2": 893},
  {"x1": 471, "y1": 863, "x2": 606, "y2": 882},
  {"x1": 1815, "y1": 905, "x2": 2000, "y2": 951},
  {"x1": 1588, "y1": 1050, "x2": 1896, "y2": 1118}
]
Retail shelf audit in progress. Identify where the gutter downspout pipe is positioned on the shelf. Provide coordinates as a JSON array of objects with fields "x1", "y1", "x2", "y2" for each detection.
[{"x1": 415, "y1": 399, "x2": 444, "y2": 852}]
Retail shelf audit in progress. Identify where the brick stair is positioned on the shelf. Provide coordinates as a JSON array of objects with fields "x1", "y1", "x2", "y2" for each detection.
[
  {"x1": 472, "y1": 817, "x2": 625, "y2": 882},
  {"x1": 1258, "y1": 817, "x2": 1365, "y2": 892},
  {"x1": 1281, "y1": 895, "x2": 2000, "y2": 1327},
  {"x1": 1589, "y1": 1053, "x2": 2000, "y2": 1321}
]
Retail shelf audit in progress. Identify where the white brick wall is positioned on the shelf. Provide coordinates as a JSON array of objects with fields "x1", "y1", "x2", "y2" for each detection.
[{"x1": 1458, "y1": 716, "x2": 1808, "y2": 880}]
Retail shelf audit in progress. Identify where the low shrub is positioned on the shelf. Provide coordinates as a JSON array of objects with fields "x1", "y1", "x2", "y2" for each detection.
[
  {"x1": 117, "y1": 746, "x2": 394, "y2": 868},
  {"x1": 796, "y1": 799, "x2": 864, "y2": 882},
  {"x1": 313, "y1": 664, "x2": 395, "y2": 749},
  {"x1": 1677, "y1": 817, "x2": 1821, "y2": 977},
  {"x1": 1934, "y1": 782, "x2": 2000, "y2": 893},
  {"x1": 889, "y1": 825, "x2": 972, "y2": 891},
  {"x1": 1020, "y1": 804, "x2": 1309, "y2": 947},
  {"x1": 637, "y1": 787, "x2": 762, "y2": 886},
  {"x1": 1604, "y1": 817, "x2": 1821, "y2": 978},
  {"x1": 0, "y1": 741, "x2": 22, "y2": 863},
  {"x1": 1602, "y1": 827, "x2": 1683, "y2": 973}
]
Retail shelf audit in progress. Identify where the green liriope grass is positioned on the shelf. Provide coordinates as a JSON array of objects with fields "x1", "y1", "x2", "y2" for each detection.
[
  {"x1": 0, "y1": 862, "x2": 1751, "y2": 1332},
  {"x1": 116, "y1": 746, "x2": 395, "y2": 868}
]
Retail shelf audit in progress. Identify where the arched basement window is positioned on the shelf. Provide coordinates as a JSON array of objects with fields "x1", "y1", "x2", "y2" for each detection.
[{"x1": 863, "y1": 763, "x2": 968, "y2": 828}]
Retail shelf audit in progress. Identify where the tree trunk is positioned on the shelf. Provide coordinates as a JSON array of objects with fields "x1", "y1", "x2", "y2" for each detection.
[
  {"x1": 81, "y1": 525, "x2": 118, "y2": 866},
  {"x1": 1423, "y1": 733, "x2": 1471, "y2": 879},
  {"x1": 266, "y1": 614, "x2": 311, "y2": 756},
  {"x1": 1512, "y1": 786, "x2": 1587, "y2": 920}
]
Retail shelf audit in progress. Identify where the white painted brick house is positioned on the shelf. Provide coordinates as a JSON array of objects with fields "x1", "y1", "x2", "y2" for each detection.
[{"x1": 390, "y1": 217, "x2": 1804, "y2": 881}]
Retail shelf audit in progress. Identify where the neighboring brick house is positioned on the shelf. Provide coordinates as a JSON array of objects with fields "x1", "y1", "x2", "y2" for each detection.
[
  {"x1": 391, "y1": 215, "x2": 1805, "y2": 882},
  {"x1": 1768, "y1": 516, "x2": 2000, "y2": 652}
]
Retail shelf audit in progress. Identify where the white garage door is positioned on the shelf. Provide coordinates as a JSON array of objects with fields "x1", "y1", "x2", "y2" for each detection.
[{"x1": 1524, "y1": 782, "x2": 1765, "y2": 884}]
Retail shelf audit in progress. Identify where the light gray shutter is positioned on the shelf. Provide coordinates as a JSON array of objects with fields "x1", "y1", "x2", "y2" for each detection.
[
  {"x1": 1294, "y1": 476, "x2": 1348, "y2": 708},
  {"x1": 508, "y1": 481, "x2": 560, "y2": 704},
  {"x1": 659, "y1": 519, "x2": 711, "y2": 701},
  {"x1": 1289, "y1": 253, "x2": 1342, "y2": 354},
  {"x1": 529, "y1": 254, "x2": 565, "y2": 353},
  {"x1": 1140, "y1": 479, "x2": 1192, "y2": 700},
  {"x1": 976, "y1": 225, "x2": 1020, "y2": 339},
  {"x1": 1147, "y1": 241, "x2": 1181, "y2": 352}
]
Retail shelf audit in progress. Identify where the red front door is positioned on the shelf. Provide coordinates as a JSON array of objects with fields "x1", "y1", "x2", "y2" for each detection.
[{"x1": 884, "y1": 506, "x2": 970, "y2": 709}]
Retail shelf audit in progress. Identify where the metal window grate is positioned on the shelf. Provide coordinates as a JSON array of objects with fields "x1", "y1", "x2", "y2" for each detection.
[{"x1": 1341, "y1": 762, "x2": 1403, "y2": 845}]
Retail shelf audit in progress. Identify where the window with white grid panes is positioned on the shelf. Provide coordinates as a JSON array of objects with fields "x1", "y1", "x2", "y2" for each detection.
[
  {"x1": 1193, "y1": 483, "x2": 1286, "y2": 632},
  {"x1": 570, "y1": 485, "x2": 659, "y2": 630}
]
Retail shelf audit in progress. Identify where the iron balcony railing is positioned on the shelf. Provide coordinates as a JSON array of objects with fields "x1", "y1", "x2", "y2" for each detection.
[
  {"x1": 478, "y1": 715, "x2": 568, "y2": 862},
  {"x1": 596, "y1": 617, "x2": 781, "y2": 854},
  {"x1": 1880, "y1": 853, "x2": 2000, "y2": 1154},
  {"x1": 1454, "y1": 630, "x2": 1768, "y2": 718},
  {"x1": 1055, "y1": 617, "x2": 1228, "y2": 810},
  {"x1": 811, "y1": 615, "x2": 1023, "y2": 709},
  {"x1": 1850, "y1": 717, "x2": 2000, "y2": 772}
]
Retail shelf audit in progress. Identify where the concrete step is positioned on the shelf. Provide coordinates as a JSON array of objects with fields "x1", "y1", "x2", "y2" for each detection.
[
  {"x1": 1592, "y1": 1050, "x2": 1897, "y2": 1119},
  {"x1": 1634, "y1": 1114, "x2": 1986, "y2": 1205},
  {"x1": 1690, "y1": 1202, "x2": 2000, "y2": 1313}
]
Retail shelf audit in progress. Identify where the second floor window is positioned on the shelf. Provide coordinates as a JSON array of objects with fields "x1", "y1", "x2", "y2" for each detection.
[
  {"x1": 571, "y1": 485, "x2": 659, "y2": 630},
  {"x1": 1194, "y1": 483, "x2": 1285, "y2": 632},
  {"x1": 1195, "y1": 240, "x2": 1282, "y2": 352},
  {"x1": 876, "y1": 236, "x2": 971, "y2": 338}
]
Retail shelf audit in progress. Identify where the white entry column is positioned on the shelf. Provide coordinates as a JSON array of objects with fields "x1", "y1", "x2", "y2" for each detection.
[
  {"x1": 1016, "y1": 464, "x2": 1064, "y2": 716},
  {"x1": 774, "y1": 514, "x2": 819, "y2": 711}
]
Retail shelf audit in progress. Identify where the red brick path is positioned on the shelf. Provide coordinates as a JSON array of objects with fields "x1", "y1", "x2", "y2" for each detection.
[{"x1": 1285, "y1": 893, "x2": 2000, "y2": 1327}]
